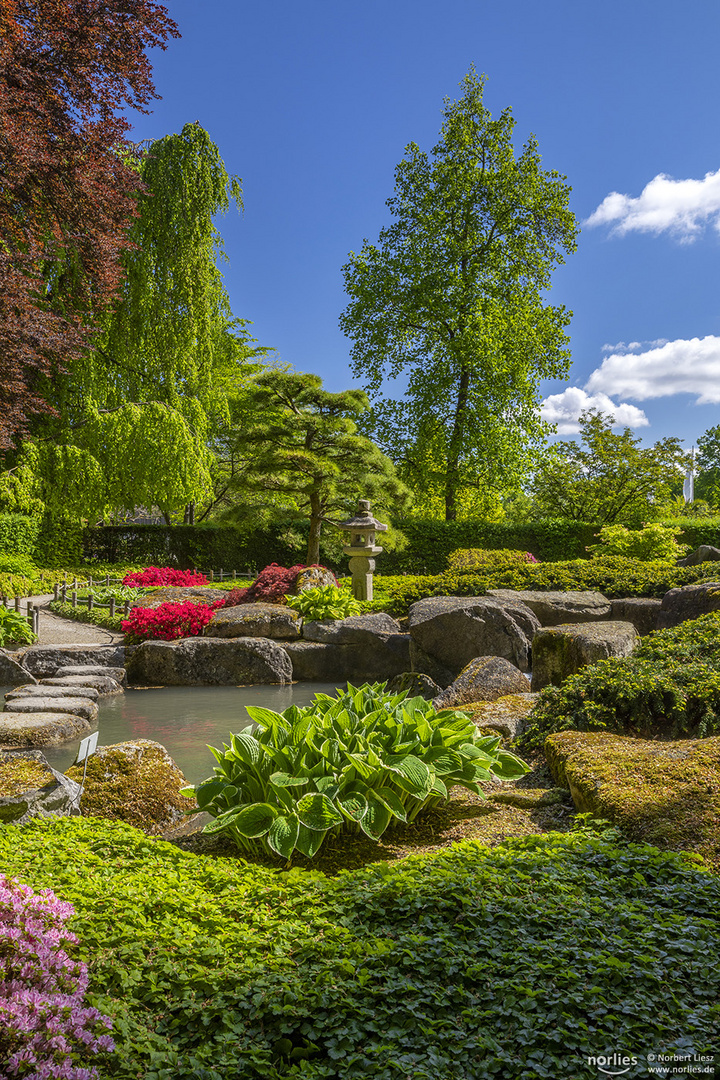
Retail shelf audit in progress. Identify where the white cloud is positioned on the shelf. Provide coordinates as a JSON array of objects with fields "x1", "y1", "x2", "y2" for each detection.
[
  {"x1": 585, "y1": 169, "x2": 720, "y2": 239},
  {"x1": 586, "y1": 335, "x2": 720, "y2": 404},
  {"x1": 601, "y1": 338, "x2": 668, "y2": 353},
  {"x1": 540, "y1": 387, "x2": 649, "y2": 434}
]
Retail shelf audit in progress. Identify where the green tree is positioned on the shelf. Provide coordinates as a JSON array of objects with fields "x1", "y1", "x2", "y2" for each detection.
[
  {"x1": 6, "y1": 122, "x2": 250, "y2": 522},
  {"x1": 218, "y1": 370, "x2": 410, "y2": 564},
  {"x1": 339, "y1": 68, "x2": 578, "y2": 521},
  {"x1": 530, "y1": 411, "x2": 686, "y2": 525},
  {"x1": 695, "y1": 427, "x2": 720, "y2": 508}
]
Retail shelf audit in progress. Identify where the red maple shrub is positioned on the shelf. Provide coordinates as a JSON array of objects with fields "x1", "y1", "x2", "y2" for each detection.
[
  {"x1": 215, "y1": 563, "x2": 337, "y2": 606},
  {"x1": 121, "y1": 599, "x2": 222, "y2": 642},
  {"x1": 122, "y1": 567, "x2": 209, "y2": 587},
  {"x1": 0, "y1": 0, "x2": 178, "y2": 446}
]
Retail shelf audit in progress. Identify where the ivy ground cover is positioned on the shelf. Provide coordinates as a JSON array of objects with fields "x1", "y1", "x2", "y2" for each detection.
[{"x1": 0, "y1": 818, "x2": 718, "y2": 1080}]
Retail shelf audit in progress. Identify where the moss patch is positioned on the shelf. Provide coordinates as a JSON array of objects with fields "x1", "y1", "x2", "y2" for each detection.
[
  {"x1": 545, "y1": 730, "x2": 720, "y2": 868},
  {"x1": 65, "y1": 740, "x2": 195, "y2": 834},
  {"x1": 0, "y1": 757, "x2": 54, "y2": 797}
]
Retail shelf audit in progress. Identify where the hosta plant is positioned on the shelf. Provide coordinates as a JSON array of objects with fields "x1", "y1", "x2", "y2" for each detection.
[
  {"x1": 285, "y1": 584, "x2": 362, "y2": 620},
  {"x1": 184, "y1": 684, "x2": 529, "y2": 860},
  {"x1": 0, "y1": 605, "x2": 36, "y2": 646}
]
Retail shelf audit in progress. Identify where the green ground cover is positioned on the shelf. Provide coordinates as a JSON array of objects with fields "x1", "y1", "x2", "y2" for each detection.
[{"x1": 0, "y1": 818, "x2": 718, "y2": 1080}]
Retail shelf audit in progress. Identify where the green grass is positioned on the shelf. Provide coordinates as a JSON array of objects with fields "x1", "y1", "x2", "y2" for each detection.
[{"x1": 1, "y1": 817, "x2": 718, "y2": 1079}]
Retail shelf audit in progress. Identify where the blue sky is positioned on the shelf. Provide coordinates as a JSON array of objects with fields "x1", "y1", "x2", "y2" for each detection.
[{"x1": 130, "y1": 0, "x2": 720, "y2": 449}]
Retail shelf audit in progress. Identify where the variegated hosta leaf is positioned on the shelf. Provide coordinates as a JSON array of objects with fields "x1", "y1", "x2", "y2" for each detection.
[
  {"x1": 490, "y1": 749, "x2": 531, "y2": 780},
  {"x1": 295, "y1": 822, "x2": 325, "y2": 858},
  {"x1": 232, "y1": 802, "x2": 278, "y2": 838},
  {"x1": 269, "y1": 771, "x2": 309, "y2": 787},
  {"x1": 360, "y1": 793, "x2": 393, "y2": 839},
  {"x1": 373, "y1": 786, "x2": 407, "y2": 822},
  {"x1": 229, "y1": 732, "x2": 263, "y2": 767},
  {"x1": 296, "y1": 792, "x2": 344, "y2": 832},
  {"x1": 267, "y1": 814, "x2": 300, "y2": 859},
  {"x1": 385, "y1": 754, "x2": 433, "y2": 795},
  {"x1": 337, "y1": 792, "x2": 368, "y2": 823}
]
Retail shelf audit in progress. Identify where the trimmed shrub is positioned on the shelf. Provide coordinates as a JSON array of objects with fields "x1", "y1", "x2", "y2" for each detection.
[
  {"x1": 447, "y1": 548, "x2": 539, "y2": 571},
  {"x1": 521, "y1": 611, "x2": 720, "y2": 749},
  {"x1": 0, "y1": 873, "x2": 114, "y2": 1078},
  {"x1": 121, "y1": 599, "x2": 223, "y2": 643},
  {"x1": 285, "y1": 585, "x2": 362, "y2": 620},
  {"x1": 123, "y1": 566, "x2": 208, "y2": 588},
  {"x1": 0, "y1": 514, "x2": 40, "y2": 559},
  {"x1": 587, "y1": 524, "x2": 689, "y2": 561}
]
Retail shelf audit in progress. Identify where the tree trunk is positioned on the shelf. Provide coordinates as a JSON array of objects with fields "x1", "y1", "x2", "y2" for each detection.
[
  {"x1": 306, "y1": 492, "x2": 323, "y2": 565},
  {"x1": 445, "y1": 365, "x2": 471, "y2": 521}
]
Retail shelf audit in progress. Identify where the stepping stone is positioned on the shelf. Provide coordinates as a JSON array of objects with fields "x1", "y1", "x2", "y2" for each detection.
[
  {"x1": 0, "y1": 711, "x2": 93, "y2": 747},
  {"x1": 6, "y1": 684, "x2": 100, "y2": 702},
  {"x1": 6, "y1": 696, "x2": 99, "y2": 723},
  {"x1": 55, "y1": 665, "x2": 127, "y2": 685},
  {"x1": 40, "y1": 675, "x2": 122, "y2": 695}
]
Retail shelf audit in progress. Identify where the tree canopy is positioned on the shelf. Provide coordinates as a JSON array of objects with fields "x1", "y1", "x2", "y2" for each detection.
[
  {"x1": 529, "y1": 411, "x2": 687, "y2": 525},
  {"x1": 0, "y1": 0, "x2": 178, "y2": 447},
  {"x1": 340, "y1": 68, "x2": 578, "y2": 521},
  {"x1": 216, "y1": 370, "x2": 410, "y2": 564},
  {"x1": 8, "y1": 123, "x2": 252, "y2": 523}
]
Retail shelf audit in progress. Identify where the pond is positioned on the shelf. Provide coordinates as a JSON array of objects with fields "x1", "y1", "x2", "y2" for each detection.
[{"x1": 7, "y1": 683, "x2": 345, "y2": 785}]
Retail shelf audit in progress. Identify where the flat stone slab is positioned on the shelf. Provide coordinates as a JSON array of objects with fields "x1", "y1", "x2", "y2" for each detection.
[
  {"x1": 433, "y1": 656, "x2": 530, "y2": 709},
  {"x1": 126, "y1": 636, "x2": 292, "y2": 686},
  {"x1": 40, "y1": 675, "x2": 122, "y2": 694},
  {"x1": 206, "y1": 602, "x2": 301, "y2": 640},
  {"x1": 55, "y1": 665, "x2": 127, "y2": 685},
  {"x1": 531, "y1": 621, "x2": 638, "y2": 692},
  {"x1": 302, "y1": 613, "x2": 401, "y2": 644},
  {"x1": 0, "y1": 711, "x2": 93, "y2": 747},
  {"x1": 0, "y1": 749, "x2": 81, "y2": 824},
  {"x1": 463, "y1": 693, "x2": 539, "y2": 741},
  {"x1": 5, "y1": 696, "x2": 99, "y2": 723},
  {"x1": 133, "y1": 587, "x2": 230, "y2": 607},
  {"x1": 0, "y1": 648, "x2": 38, "y2": 687},
  {"x1": 18, "y1": 644, "x2": 125, "y2": 678},
  {"x1": 409, "y1": 596, "x2": 540, "y2": 676},
  {"x1": 6, "y1": 684, "x2": 100, "y2": 702},
  {"x1": 487, "y1": 589, "x2": 611, "y2": 626}
]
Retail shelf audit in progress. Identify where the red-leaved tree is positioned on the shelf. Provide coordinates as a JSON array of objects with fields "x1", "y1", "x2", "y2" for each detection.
[{"x1": 0, "y1": 0, "x2": 178, "y2": 448}]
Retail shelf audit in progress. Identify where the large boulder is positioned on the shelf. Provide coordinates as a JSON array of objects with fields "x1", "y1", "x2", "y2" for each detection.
[
  {"x1": 0, "y1": 649, "x2": 38, "y2": 687},
  {"x1": 18, "y1": 644, "x2": 125, "y2": 678},
  {"x1": 0, "y1": 710, "x2": 93, "y2": 747},
  {"x1": 386, "y1": 671, "x2": 443, "y2": 701},
  {"x1": 40, "y1": 674, "x2": 122, "y2": 695},
  {"x1": 610, "y1": 598, "x2": 662, "y2": 636},
  {"x1": 282, "y1": 634, "x2": 411, "y2": 683},
  {"x1": 677, "y1": 545, "x2": 720, "y2": 566},
  {"x1": 292, "y1": 566, "x2": 337, "y2": 592},
  {"x1": 408, "y1": 596, "x2": 540, "y2": 681},
  {"x1": 545, "y1": 730, "x2": 720, "y2": 868},
  {"x1": 460, "y1": 693, "x2": 539, "y2": 740},
  {"x1": 65, "y1": 739, "x2": 195, "y2": 834},
  {"x1": 487, "y1": 589, "x2": 611, "y2": 626},
  {"x1": 206, "y1": 602, "x2": 301, "y2": 640},
  {"x1": 531, "y1": 621, "x2": 638, "y2": 691},
  {"x1": 433, "y1": 656, "x2": 530, "y2": 710},
  {"x1": 302, "y1": 613, "x2": 401, "y2": 644},
  {"x1": 126, "y1": 636, "x2": 292, "y2": 686},
  {"x1": 5, "y1": 696, "x2": 98, "y2": 723},
  {"x1": 0, "y1": 749, "x2": 81, "y2": 824},
  {"x1": 656, "y1": 581, "x2": 720, "y2": 629}
]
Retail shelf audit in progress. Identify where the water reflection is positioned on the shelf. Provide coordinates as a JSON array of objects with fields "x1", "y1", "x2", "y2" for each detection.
[{"x1": 35, "y1": 683, "x2": 345, "y2": 784}]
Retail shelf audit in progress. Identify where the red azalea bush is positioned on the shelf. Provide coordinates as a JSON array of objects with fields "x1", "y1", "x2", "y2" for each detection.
[
  {"x1": 0, "y1": 874, "x2": 115, "y2": 1079},
  {"x1": 214, "y1": 563, "x2": 336, "y2": 607},
  {"x1": 122, "y1": 566, "x2": 209, "y2": 588},
  {"x1": 122, "y1": 599, "x2": 223, "y2": 642}
]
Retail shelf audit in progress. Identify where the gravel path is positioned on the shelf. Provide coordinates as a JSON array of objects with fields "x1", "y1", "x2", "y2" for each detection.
[{"x1": 21, "y1": 594, "x2": 124, "y2": 646}]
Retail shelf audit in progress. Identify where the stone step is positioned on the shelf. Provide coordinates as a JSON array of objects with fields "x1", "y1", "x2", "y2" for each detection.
[
  {"x1": 40, "y1": 675, "x2": 122, "y2": 695},
  {"x1": 0, "y1": 711, "x2": 93, "y2": 748},
  {"x1": 55, "y1": 665, "x2": 127, "y2": 685},
  {"x1": 5, "y1": 696, "x2": 99, "y2": 723},
  {"x1": 6, "y1": 684, "x2": 100, "y2": 703}
]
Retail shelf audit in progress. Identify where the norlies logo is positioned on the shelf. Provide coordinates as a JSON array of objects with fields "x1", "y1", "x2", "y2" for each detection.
[{"x1": 588, "y1": 1053, "x2": 639, "y2": 1076}]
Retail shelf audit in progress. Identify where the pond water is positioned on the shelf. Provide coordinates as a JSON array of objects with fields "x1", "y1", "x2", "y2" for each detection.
[{"x1": 5, "y1": 683, "x2": 345, "y2": 785}]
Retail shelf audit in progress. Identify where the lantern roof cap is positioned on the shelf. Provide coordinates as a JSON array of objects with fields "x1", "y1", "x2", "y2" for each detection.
[{"x1": 340, "y1": 498, "x2": 388, "y2": 532}]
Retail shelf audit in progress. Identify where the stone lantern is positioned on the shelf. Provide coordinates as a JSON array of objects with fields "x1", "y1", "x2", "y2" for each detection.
[{"x1": 340, "y1": 499, "x2": 387, "y2": 601}]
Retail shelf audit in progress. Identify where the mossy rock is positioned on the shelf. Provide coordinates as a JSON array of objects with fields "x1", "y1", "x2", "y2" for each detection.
[
  {"x1": 65, "y1": 739, "x2": 196, "y2": 834},
  {"x1": 0, "y1": 750, "x2": 81, "y2": 823},
  {"x1": 461, "y1": 693, "x2": 538, "y2": 740},
  {"x1": 545, "y1": 730, "x2": 720, "y2": 868}
]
